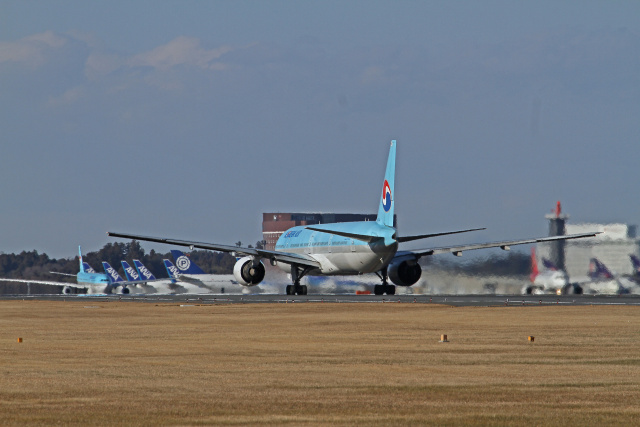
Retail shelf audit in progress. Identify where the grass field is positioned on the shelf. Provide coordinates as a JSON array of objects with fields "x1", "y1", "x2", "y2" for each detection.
[{"x1": 1, "y1": 300, "x2": 640, "y2": 425}]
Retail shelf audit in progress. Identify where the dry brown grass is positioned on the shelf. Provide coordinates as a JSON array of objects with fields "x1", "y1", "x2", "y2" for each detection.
[{"x1": 1, "y1": 300, "x2": 640, "y2": 426}]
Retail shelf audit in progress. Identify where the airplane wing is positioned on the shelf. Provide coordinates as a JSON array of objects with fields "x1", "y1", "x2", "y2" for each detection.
[
  {"x1": 49, "y1": 272, "x2": 77, "y2": 277},
  {"x1": 0, "y1": 278, "x2": 87, "y2": 289},
  {"x1": 393, "y1": 232, "x2": 602, "y2": 262},
  {"x1": 106, "y1": 232, "x2": 321, "y2": 269}
]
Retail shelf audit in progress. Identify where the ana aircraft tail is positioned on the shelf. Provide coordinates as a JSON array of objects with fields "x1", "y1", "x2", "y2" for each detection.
[
  {"x1": 376, "y1": 140, "x2": 396, "y2": 228},
  {"x1": 121, "y1": 260, "x2": 141, "y2": 282},
  {"x1": 171, "y1": 250, "x2": 206, "y2": 274},
  {"x1": 163, "y1": 259, "x2": 180, "y2": 281},
  {"x1": 133, "y1": 260, "x2": 157, "y2": 281},
  {"x1": 102, "y1": 261, "x2": 124, "y2": 284}
]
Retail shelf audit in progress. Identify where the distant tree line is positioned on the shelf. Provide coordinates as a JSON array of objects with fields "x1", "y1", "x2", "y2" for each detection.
[{"x1": 0, "y1": 241, "x2": 237, "y2": 281}]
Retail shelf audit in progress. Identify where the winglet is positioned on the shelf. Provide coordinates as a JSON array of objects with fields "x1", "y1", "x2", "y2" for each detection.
[{"x1": 376, "y1": 140, "x2": 396, "y2": 228}]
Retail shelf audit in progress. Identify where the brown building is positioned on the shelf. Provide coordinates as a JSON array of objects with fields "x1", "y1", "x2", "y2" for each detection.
[{"x1": 262, "y1": 213, "x2": 396, "y2": 250}]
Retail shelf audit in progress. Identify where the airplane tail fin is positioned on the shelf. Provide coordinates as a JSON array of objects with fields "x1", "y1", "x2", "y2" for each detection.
[
  {"x1": 542, "y1": 258, "x2": 559, "y2": 271},
  {"x1": 133, "y1": 259, "x2": 157, "y2": 281},
  {"x1": 163, "y1": 259, "x2": 179, "y2": 283},
  {"x1": 78, "y1": 246, "x2": 98, "y2": 273},
  {"x1": 79, "y1": 246, "x2": 84, "y2": 273},
  {"x1": 121, "y1": 261, "x2": 140, "y2": 282},
  {"x1": 102, "y1": 262, "x2": 124, "y2": 284},
  {"x1": 630, "y1": 255, "x2": 640, "y2": 277},
  {"x1": 376, "y1": 140, "x2": 396, "y2": 228},
  {"x1": 530, "y1": 247, "x2": 539, "y2": 282},
  {"x1": 589, "y1": 258, "x2": 613, "y2": 280},
  {"x1": 171, "y1": 250, "x2": 206, "y2": 274}
]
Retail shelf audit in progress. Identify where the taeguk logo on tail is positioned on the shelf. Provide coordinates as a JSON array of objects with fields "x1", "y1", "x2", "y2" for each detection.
[{"x1": 382, "y1": 179, "x2": 392, "y2": 212}]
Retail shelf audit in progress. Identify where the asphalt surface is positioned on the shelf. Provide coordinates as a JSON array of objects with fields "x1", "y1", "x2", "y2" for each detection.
[{"x1": 2, "y1": 293, "x2": 640, "y2": 306}]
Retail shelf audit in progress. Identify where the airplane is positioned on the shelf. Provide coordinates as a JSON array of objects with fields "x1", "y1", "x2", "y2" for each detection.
[
  {"x1": 107, "y1": 140, "x2": 600, "y2": 296},
  {"x1": 0, "y1": 246, "x2": 125, "y2": 294},
  {"x1": 585, "y1": 258, "x2": 638, "y2": 294},
  {"x1": 118, "y1": 259, "x2": 176, "y2": 293},
  {"x1": 629, "y1": 255, "x2": 640, "y2": 284},
  {"x1": 524, "y1": 248, "x2": 574, "y2": 295},
  {"x1": 166, "y1": 251, "x2": 245, "y2": 293}
]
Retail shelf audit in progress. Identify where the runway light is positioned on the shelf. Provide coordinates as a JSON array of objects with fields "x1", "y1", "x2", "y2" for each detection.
[
  {"x1": 528, "y1": 336, "x2": 535, "y2": 342},
  {"x1": 17, "y1": 338, "x2": 22, "y2": 343},
  {"x1": 439, "y1": 334, "x2": 449, "y2": 343}
]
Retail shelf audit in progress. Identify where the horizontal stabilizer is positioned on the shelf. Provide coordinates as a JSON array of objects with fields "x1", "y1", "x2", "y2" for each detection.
[
  {"x1": 305, "y1": 227, "x2": 381, "y2": 243},
  {"x1": 397, "y1": 228, "x2": 486, "y2": 243}
]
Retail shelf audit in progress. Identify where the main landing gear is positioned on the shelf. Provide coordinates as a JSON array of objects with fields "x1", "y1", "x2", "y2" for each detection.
[
  {"x1": 286, "y1": 266, "x2": 310, "y2": 295},
  {"x1": 374, "y1": 267, "x2": 396, "y2": 295}
]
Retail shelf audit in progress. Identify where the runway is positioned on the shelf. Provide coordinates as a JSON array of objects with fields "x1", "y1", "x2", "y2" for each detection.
[{"x1": 3, "y1": 293, "x2": 640, "y2": 306}]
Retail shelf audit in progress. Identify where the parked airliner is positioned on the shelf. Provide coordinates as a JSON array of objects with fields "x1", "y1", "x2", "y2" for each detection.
[
  {"x1": 0, "y1": 247, "x2": 134, "y2": 294},
  {"x1": 108, "y1": 140, "x2": 600, "y2": 295}
]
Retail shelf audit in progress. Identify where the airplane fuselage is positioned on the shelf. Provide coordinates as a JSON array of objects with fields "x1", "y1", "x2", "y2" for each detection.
[{"x1": 274, "y1": 221, "x2": 398, "y2": 275}]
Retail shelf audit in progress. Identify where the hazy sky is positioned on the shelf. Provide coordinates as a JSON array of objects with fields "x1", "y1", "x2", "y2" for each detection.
[{"x1": 1, "y1": 1, "x2": 639, "y2": 259}]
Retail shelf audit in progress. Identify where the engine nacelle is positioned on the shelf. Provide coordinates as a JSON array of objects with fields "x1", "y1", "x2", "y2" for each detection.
[
  {"x1": 388, "y1": 259, "x2": 422, "y2": 287},
  {"x1": 233, "y1": 256, "x2": 266, "y2": 286}
]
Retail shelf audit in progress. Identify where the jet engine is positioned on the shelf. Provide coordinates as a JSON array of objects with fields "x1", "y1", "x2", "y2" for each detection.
[
  {"x1": 233, "y1": 257, "x2": 266, "y2": 286},
  {"x1": 388, "y1": 259, "x2": 422, "y2": 287}
]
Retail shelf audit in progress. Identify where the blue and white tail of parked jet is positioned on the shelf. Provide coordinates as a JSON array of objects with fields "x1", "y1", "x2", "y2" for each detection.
[
  {"x1": 108, "y1": 140, "x2": 600, "y2": 295},
  {"x1": 170, "y1": 250, "x2": 206, "y2": 274},
  {"x1": 163, "y1": 252, "x2": 238, "y2": 291}
]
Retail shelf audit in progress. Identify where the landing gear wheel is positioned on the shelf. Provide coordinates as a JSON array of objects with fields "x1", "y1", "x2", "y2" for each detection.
[
  {"x1": 374, "y1": 284, "x2": 395, "y2": 295},
  {"x1": 286, "y1": 285, "x2": 293, "y2": 295}
]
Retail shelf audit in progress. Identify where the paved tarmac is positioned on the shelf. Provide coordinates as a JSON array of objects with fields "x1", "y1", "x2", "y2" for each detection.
[{"x1": 2, "y1": 293, "x2": 640, "y2": 306}]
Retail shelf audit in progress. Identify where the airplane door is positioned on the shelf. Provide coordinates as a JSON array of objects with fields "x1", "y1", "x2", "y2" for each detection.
[
  {"x1": 328, "y1": 235, "x2": 333, "y2": 253},
  {"x1": 306, "y1": 232, "x2": 316, "y2": 254},
  {"x1": 350, "y1": 239, "x2": 356, "y2": 252}
]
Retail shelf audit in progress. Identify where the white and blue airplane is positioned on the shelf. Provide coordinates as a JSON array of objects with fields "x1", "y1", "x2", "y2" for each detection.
[
  {"x1": 108, "y1": 140, "x2": 599, "y2": 296},
  {"x1": 1, "y1": 247, "x2": 134, "y2": 294}
]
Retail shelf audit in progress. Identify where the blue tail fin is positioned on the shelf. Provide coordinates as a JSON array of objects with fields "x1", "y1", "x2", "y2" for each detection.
[
  {"x1": 376, "y1": 140, "x2": 396, "y2": 228},
  {"x1": 630, "y1": 255, "x2": 640, "y2": 277},
  {"x1": 102, "y1": 261, "x2": 124, "y2": 284},
  {"x1": 542, "y1": 258, "x2": 559, "y2": 271},
  {"x1": 589, "y1": 258, "x2": 613, "y2": 280},
  {"x1": 121, "y1": 261, "x2": 141, "y2": 281},
  {"x1": 163, "y1": 259, "x2": 179, "y2": 282},
  {"x1": 133, "y1": 259, "x2": 157, "y2": 281},
  {"x1": 79, "y1": 246, "x2": 84, "y2": 273},
  {"x1": 171, "y1": 250, "x2": 206, "y2": 274}
]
